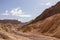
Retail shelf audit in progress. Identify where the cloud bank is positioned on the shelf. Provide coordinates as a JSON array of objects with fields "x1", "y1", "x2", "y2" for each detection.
[{"x1": 1, "y1": 8, "x2": 31, "y2": 18}]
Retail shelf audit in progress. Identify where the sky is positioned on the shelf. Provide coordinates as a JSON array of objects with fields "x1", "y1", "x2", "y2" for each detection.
[{"x1": 0, "y1": 0, "x2": 60, "y2": 22}]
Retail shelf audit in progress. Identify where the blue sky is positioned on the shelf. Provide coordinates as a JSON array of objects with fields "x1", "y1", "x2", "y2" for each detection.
[{"x1": 0, "y1": 0, "x2": 60, "y2": 22}]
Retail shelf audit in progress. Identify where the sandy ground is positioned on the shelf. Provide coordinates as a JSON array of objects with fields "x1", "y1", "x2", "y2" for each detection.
[{"x1": 0, "y1": 30, "x2": 60, "y2": 40}]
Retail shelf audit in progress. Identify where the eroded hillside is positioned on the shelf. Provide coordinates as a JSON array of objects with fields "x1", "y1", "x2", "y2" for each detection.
[
  {"x1": 18, "y1": 1, "x2": 60, "y2": 39},
  {"x1": 0, "y1": 1, "x2": 60, "y2": 40}
]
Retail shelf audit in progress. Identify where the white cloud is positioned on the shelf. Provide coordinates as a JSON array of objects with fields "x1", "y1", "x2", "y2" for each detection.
[
  {"x1": 19, "y1": 15, "x2": 31, "y2": 17},
  {"x1": 45, "y1": 2, "x2": 51, "y2": 6},
  {"x1": 10, "y1": 8, "x2": 23, "y2": 16},
  {"x1": 41, "y1": 2, "x2": 51, "y2": 6},
  {"x1": 2, "y1": 10, "x2": 9, "y2": 15},
  {"x1": 1, "y1": 7, "x2": 31, "y2": 18}
]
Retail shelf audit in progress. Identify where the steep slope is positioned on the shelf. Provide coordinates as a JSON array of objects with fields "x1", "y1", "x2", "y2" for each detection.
[
  {"x1": 18, "y1": 1, "x2": 60, "y2": 38},
  {"x1": 18, "y1": 1, "x2": 60, "y2": 29},
  {"x1": 0, "y1": 1, "x2": 60, "y2": 40},
  {"x1": 31, "y1": 1, "x2": 60, "y2": 23},
  {"x1": 19, "y1": 13, "x2": 60, "y2": 38},
  {"x1": 0, "y1": 23, "x2": 59, "y2": 40}
]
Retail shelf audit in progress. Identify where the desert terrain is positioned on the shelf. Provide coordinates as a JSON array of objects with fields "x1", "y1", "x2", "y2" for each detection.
[{"x1": 0, "y1": 1, "x2": 60, "y2": 40}]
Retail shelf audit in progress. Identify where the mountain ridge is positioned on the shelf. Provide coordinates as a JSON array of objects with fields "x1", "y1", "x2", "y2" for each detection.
[
  {"x1": 30, "y1": 1, "x2": 60, "y2": 23},
  {"x1": 18, "y1": 1, "x2": 60, "y2": 38}
]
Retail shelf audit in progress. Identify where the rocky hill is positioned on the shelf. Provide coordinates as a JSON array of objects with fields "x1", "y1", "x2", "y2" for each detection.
[
  {"x1": 0, "y1": 19, "x2": 22, "y2": 24},
  {"x1": 18, "y1": 1, "x2": 60, "y2": 39},
  {"x1": 31, "y1": 1, "x2": 60, "y2": 23},
  {"x1": 0, "y1": 20, "x2": 59, "y2": 40},
  {"x1": 0, "y1": 19, "x2": 25, "y2": 32},
  {"x1": 0, "y1": 1, "x2": 60, "y2": 40}
]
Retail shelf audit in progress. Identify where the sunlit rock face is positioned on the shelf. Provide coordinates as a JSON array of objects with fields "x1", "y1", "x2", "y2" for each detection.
[
  {"x1": 18, "y1": 1, "x2": 60, "y2": 38},
  {"x1": 0, "y1": 1, "x2": 60, "y2": 40},
  {"x1": 31, "y1": 1, "x2": 60, "y2": 23}
]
